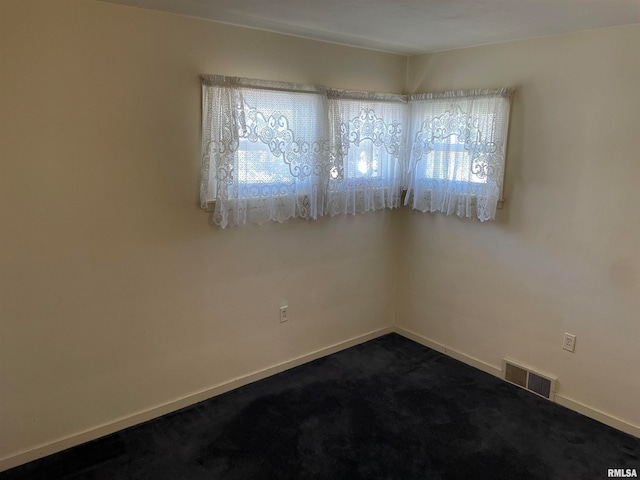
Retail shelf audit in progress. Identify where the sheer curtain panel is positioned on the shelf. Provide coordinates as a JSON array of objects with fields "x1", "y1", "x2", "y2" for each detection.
[
  {"x1": 200, "y1": 75, "x2": 331, "y2": 228},
  {"x1": 326, "y1": 90, "x2": 408, "y2": 216},
  {"x1": 405, "y1": 88, "x2": 513, "y2": 221}
]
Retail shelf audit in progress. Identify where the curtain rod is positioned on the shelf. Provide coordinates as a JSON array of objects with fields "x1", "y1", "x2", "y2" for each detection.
[
  {"x1": 202, "y1": 74, "x2": 513, "y2": 103},
  {"x1": 201, "y1": 75, "x2": 326, "y2": 95}
]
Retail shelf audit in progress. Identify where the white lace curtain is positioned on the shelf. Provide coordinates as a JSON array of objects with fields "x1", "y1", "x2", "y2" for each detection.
[
  {"x1": 405, "y1": 89, "x2": 513, "y2": 221},
  {"x1": 201, "y1": 76, "x2": 407, "y2": 227},
  {"x1": 201, "y1": 76, "x2": 513, "y2": 227},
  {"x1": 326, "y1": 89, "x2": 407, "y2": 216},
  {"x1": 201, "y1": 75, "x2": 331, "y2": 227}
]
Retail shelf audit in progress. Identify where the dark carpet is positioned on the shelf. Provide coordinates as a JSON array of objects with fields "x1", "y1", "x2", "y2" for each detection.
[{"x1": 2, "y1": 334, "x2": 638, "y2": 479}]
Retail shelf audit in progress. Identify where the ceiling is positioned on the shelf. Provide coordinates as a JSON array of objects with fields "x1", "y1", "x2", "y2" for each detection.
[{"x1": 98, "y1": 0, "x2": 640, "y2": 55}]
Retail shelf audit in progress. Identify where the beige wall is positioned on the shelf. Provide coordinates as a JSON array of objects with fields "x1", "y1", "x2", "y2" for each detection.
[
  {"x1": 401, "y1": 26, "x2": 640, "y2": 430},
  {"x1": 0, "y1": 0, "x2": 405, "y2": 461}
]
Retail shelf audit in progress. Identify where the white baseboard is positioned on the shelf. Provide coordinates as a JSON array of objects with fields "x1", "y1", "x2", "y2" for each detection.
[
  {"x1": 394, "y1": 326, "x2": 503, "y2": 377},
  {"x1": 554, "y1": 394, "x2": 640, "y2": 438},
  {"x1": 0, "y1": 326, "x2": 393, "y2": 473},
  {"x1": 393, "y1": 326, "x2": 640, "y2": 439}
]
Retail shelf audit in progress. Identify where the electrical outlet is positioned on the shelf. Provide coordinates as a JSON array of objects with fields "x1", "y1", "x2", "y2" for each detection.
[
  {"x1": 563, "y1": 333, "x2": 576, "y2": 352},
  {"x1": 280, "y1": 305, "x2": 288, "y2": 323}
]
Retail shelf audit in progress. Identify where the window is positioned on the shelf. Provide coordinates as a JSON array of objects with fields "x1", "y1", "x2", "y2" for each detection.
[
  {"x1": 201, "y1": 76, "x2": 512, "y2": 227},
  {"x1": 406, "y1": 89, "x2": 513, "y2": 221},
  {"x1": 326, "y1": 90, "x2": 407, "y2": 216},
  {"x1": 200, "y1": 76, "x2": 330, "y2": 227}
]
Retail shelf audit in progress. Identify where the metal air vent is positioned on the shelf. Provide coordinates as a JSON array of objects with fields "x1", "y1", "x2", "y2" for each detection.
[{"x1": 503, "y1": 359, "x2": 557, "y2": 401}]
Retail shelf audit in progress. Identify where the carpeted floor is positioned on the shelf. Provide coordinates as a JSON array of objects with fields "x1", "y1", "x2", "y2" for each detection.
[{"x1": 2, "y1": 333, "x2": 638, "y2": 479}]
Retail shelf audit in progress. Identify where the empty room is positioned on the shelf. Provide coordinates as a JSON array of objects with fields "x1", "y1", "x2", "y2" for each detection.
[{"x1": 1, "y1": 0, "x2": 639, "y2": 478}]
